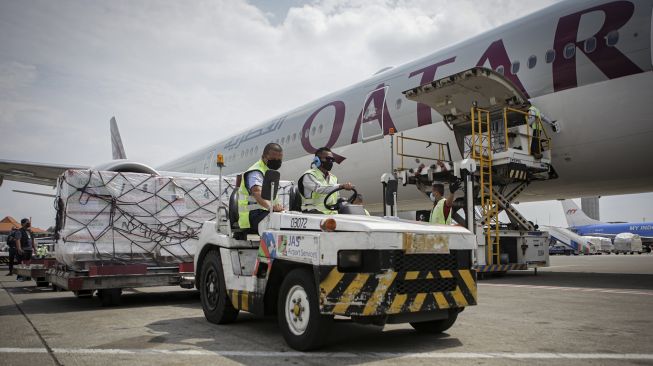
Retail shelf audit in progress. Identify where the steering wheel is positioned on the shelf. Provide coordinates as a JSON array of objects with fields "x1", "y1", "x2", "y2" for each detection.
[{"x1": 324, "y1": 187, "x2": 358, "y2": 211}]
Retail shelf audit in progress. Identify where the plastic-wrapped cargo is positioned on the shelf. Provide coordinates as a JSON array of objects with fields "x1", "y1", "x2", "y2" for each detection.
[
  {"x1": 599, "y1": 237, "x2": 613, "y2": 253},
  {"x1": 613, "y1": 233, "x2": 643, "y2": 254},
  {"x1": 55, "y1": 170, "x2": 234, "y2": 270}
]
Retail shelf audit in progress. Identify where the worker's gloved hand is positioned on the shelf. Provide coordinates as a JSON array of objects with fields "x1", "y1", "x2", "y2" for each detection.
[
  {"x1": 449, "y1": 181, "x2": 461, "y2": 193},
  {"x1": 551, "y1": 121, "x2": 561, "y2": 133},
  {"x1": 340, "y1": 182, "x2": 355, "y2": 191}
]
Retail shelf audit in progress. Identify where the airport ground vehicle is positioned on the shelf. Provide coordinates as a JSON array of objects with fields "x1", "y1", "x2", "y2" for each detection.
[
  {"x1": 42, "y1": 169, "x2": 213, "y2": 306},
  {"x1": 194, "y1": 169, "x2": 477, "y2": 351},
  {"x1": 46, "y1": 262, "x2": 195, "y2": 305},
  {"x1": 397, "y1": 68, "x2": 553, "y2": 274},
  {"x1": 549, "y1": 243, "x2": 574, "y2": 256},
  {"x1": 13, "y1": 258, "x2": 57, "y2": 287}
]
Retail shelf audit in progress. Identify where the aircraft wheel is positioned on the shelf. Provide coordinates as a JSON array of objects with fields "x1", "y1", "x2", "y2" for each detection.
[
  {"x1": 200, "y1": 250, "x2": 238, "y2": 324},
  {"x1": 278, "y1": 268, "x2": 332, "y2": 351}
]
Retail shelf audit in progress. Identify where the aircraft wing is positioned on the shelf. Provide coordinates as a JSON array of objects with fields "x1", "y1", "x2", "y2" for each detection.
[{"x1": 0, "y1": 159, "x2": 89, "y2": 187}]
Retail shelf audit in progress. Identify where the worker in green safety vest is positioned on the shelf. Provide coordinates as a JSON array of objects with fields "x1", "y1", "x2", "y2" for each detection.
[
  {"x1": 238, "y1": 143, "x2": 284, "y2": 235},
  {"x1": 429, "y1": 182, "x2": 458, "y2": 225},
  {"x1": 528, "y1": 105, "x2": 544, "y2": 159},
  {"x1": 36, "y1": 244, "x2": 49, "y2": 258},
  {"x1": 299, "y1": 147, "x2": 355, "y2": 214},
  {"x1": 528, "y1": 104, "x2": 560, "y2": 159}
]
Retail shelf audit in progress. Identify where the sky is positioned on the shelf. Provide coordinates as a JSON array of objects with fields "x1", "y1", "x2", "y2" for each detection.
[{"x1": 0, "y1": 0, "x2": 652, "y2": 230}]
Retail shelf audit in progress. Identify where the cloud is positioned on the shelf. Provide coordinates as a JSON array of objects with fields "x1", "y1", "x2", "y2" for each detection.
[{"x1": 0, "y1": 0, "x2": 590, "y2": 227}]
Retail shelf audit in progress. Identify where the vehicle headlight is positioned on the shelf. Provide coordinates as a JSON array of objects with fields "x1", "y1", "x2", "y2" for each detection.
[{"x1": 338, "y1": 250, "x2": 362, "y2": 270}]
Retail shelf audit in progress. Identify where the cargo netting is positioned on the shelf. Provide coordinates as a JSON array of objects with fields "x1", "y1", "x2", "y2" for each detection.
[{"x1": 55, "y1": 170, "x2": 233, "y2": 270}]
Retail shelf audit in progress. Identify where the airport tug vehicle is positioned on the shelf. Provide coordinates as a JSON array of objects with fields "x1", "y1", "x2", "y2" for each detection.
[
  {"x1": 398, "y1": 67, "x2": 556, "y2": 274},
  {"x1": 194, "y1": 158, "x2": 478, "y2": 351}
]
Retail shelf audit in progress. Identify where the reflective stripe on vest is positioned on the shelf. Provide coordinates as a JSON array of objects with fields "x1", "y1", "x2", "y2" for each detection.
[
  {"x1": 300, "y1": 168, "x2": 338, "y2": 214},
  {"x1": 237, "y1": 159, "x2": 269, "y2": 229},
  {"x1": 429, "y1": 198, "x2": 452, "y2": 225}
]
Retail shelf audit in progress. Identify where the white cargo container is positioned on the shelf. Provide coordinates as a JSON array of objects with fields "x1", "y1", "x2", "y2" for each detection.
[
  {"x1": 613, "y1": 233, "x2": 643, "y2": 254},
  {"x1": 599, "y1": 237, "x2": 614, "y2": 254},
  {"x1": 581, "y1": 236, "x2": 601, "y2": 255}
]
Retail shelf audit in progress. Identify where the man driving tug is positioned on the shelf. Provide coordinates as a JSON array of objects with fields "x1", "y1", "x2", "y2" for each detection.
[{"x1": 298, "y1": 147, "x2": 357, "y2": 214}]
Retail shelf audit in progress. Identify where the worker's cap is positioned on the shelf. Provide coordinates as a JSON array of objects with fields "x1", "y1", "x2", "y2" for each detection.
[{"x1": 20, "y1": 218, "x2": 30, "y2": 224}]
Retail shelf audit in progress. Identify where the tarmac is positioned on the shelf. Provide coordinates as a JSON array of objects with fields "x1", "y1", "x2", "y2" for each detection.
[{"x1": 1, "y1": 254, "x2": 652, "y2": 366}]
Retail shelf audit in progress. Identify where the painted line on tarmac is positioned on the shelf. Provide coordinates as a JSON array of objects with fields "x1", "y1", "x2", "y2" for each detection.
[
  {"x1": 480, "y1": 283, "x2": 653, "y2": 296},
  {"x1": 1, "y1": 348, "x2": 653, "y2": 360}
]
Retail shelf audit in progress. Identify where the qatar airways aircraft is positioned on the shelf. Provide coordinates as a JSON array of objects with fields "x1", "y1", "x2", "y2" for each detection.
[{"x1": 1, "y1": 0, "x2": 652, "y2": 214}]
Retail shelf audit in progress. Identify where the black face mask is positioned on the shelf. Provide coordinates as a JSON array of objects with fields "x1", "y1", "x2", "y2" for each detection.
[
  {"x1": 267, "y1": 159, "x2": 282, "y2": 170},
  {"x1": 320, "y1": 159, "x2": 334, "y2": 172}
]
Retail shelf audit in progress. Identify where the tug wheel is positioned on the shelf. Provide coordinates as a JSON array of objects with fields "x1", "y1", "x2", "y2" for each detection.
[
  {"x1": 410, "y1": 309, "x2": 459, "y2": 334},
  {"x1": 200, "y1": 250, "x2": 239, "y2": 324},
  {"x1": 278, "y1": 268, "x2": 332, "y2": 351}
]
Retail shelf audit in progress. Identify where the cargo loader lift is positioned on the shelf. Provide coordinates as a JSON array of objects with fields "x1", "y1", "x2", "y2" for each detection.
[{"x1": 399, "y1": 67, "x2": 558, "y2": 274}]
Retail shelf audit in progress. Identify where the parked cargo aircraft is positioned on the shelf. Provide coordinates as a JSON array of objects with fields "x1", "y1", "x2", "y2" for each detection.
[
  {"x1": 1, "y1": 0, "x2": 652, "y2": 215},
  {"x1": 561, "y1": 199, "x2": 653, "y2": 246}
]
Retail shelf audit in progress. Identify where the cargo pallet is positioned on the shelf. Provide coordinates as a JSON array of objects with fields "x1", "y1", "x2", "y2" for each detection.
[
  {"x1": 13, "y1": 258, "x2": 58, "y2": 287},
  {"x1": 46, "y1": 262, "x2": 195, "y2": 306}
]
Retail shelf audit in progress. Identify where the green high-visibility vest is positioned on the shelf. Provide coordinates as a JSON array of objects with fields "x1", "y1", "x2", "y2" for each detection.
[
  {"x1": 429, "y1": 198, "x2": 452, "y2": 225},
  {"x1": 300, "y1": 168, "x2": 338, "y2": 214},
  {"x1": 238, "y1": 159, "x2": 269, "y2": 229},
  {"x1": 529, "y1": 106, "x2": 542, "y2": 131},
  {"x1": 36, "y1": 245, "x2": 48, "y2": 257}
]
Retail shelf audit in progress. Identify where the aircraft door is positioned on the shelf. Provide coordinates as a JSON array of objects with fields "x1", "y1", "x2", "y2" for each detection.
[{"x1": 359, "y1": 85, "x2": 389, "y2": 142}]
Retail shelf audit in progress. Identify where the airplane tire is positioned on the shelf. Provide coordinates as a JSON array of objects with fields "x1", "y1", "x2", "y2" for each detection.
[
  {"x1": 200, "y1": 250, "x2": 238, "y2": 324},
  {"x1": 410, "y1": 310, "x2": 459, "y2": 334},
  {"x1": 278, "y1": 268, "x2": 332, "y2": 351}
]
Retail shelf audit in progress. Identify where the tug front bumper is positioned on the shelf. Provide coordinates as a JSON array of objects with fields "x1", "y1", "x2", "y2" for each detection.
[{"x1": 318, "y1": 250, "x2": 477, "y2": 317}]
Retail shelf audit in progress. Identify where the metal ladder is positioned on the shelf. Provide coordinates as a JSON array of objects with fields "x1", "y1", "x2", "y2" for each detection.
[{"x1": 471, "y1": 107, "x2": 501, "y2": 265}]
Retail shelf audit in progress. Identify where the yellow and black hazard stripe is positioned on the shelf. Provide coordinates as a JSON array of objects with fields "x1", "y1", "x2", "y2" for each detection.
[
  {"x1": 509, "y1": 169, "x2": 528, "y2": 180},
  {"x1": 476, "y1": 263, "x2": 528, "y2": 272},
  {"x1": 318, "y1": 267, "x2": 477, "y2": 317},
  {"x1": 228, "y1": 289, "x2": 264, "y2": 315}
]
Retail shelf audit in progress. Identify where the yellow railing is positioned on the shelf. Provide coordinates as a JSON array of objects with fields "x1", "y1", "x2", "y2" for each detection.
[
  {"x1": 504, "y1": 107, "x2": 552, "y2": 155},
  {"x1": 395, "y1": 134, "x2": 451, "y2": 171}
]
